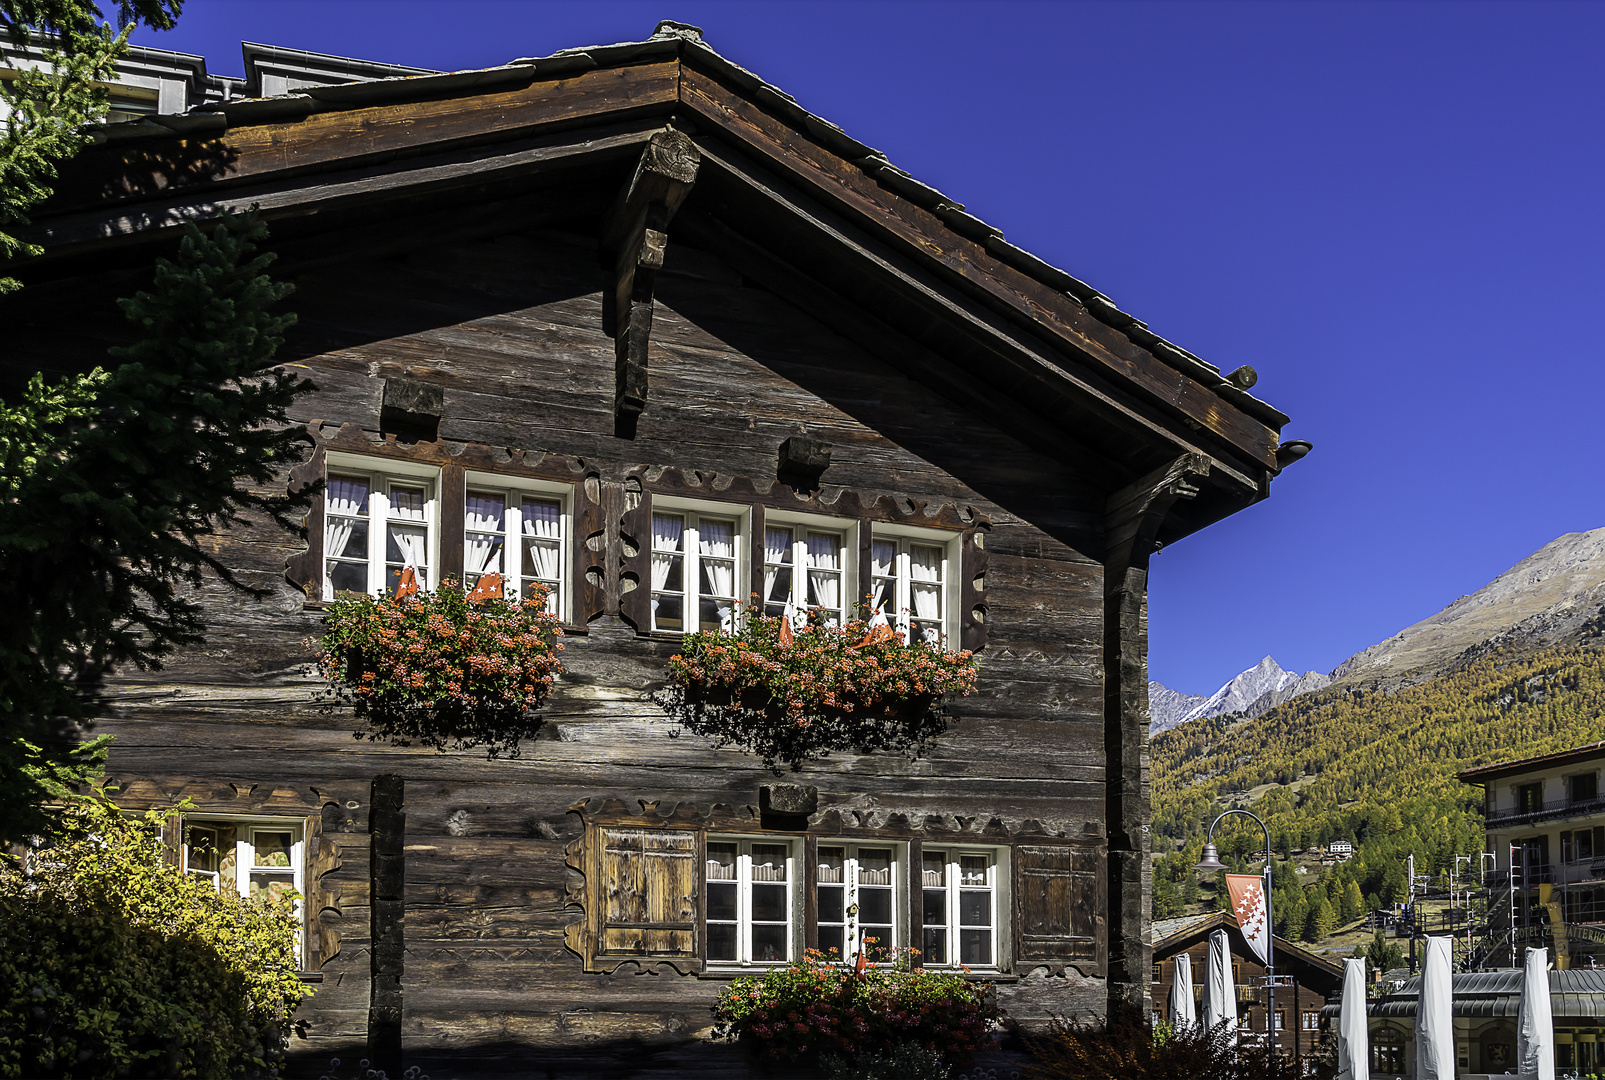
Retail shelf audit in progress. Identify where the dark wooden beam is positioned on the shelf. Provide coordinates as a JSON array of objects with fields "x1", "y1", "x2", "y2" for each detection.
[
  {"x1": 46, "y1": 61, "x2": 681, "y2": 214},
  {"x1": 599, "y1": 127, "x2": 700, "y2": 435},
  {"x1": 369, "y1": 773, "x2": 406, "y2": 1077},
  {"x1": 1102, "y1": 453, "x2": 1209, "y2": 1016}
]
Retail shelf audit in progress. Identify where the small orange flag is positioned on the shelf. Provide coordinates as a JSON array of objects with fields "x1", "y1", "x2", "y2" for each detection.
[
  {"x1": 778, "y1": 615, "x2": 794, "y2": 648},
  {"x1": 466, "y1": 572, "x2": 505, "y2": 604},
  {"x1": 393, "y1": 566, "x2": 420, "y2": 599}
]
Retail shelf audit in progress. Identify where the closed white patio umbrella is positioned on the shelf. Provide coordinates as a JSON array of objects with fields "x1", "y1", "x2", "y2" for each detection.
[
  {"x1": 1517, "y1": 946, "x2": 1555, "y2": 1080},
  {"x1": 1416, "y1": 936, "x2": 1454, "y2": 1080},
  {"x1": 1202, "y1": 927, "x2": 1236, "y2": 1036},
  {"x1": 1336, "y1": 956, "x2": 1370, "y2": 1080},
  {"x1": 1169, "y1": 951, "x2": 1197, "y2": 1031}
]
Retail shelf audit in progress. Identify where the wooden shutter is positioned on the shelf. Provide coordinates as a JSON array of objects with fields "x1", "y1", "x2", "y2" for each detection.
[
  {"x1": 1014, "y1": 844, "x2": 1104, "y2": 970},
  {"x1": 597, "y1": 828, "x2": 697, "y2": 958}
]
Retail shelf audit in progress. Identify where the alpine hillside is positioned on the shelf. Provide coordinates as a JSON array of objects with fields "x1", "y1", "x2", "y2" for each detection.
[{"x1": 1148, "y1": 526, "x2": 1605, "y2": 942}]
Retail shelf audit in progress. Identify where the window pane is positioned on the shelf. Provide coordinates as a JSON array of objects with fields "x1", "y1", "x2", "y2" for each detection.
[
  {"x1": 859, "y1": 888, "x2": 892, "y2": 926},
  {"x1": 763, "y1": 525, "x2": 794, "y2": 616},
  {"x1": 959, "y1": 929, "x2": 991, "y2": 965},
  {"x1": 707, "y1": 843, "x2": 737, "y2": 880},
  {"x1": 328, "y1": 559, "x2": 368, "y2": 594},
  {"x1": 698, "y1": 519, "x2": 735, "y2": 560},
  {"x1": 248, "y1": 874, "x2": 296, "y2": 905},
  {"x1": 960, "y1": 855, "x2": 988, "y2": 885},
  {"x1": 388, "y1": 484, "x2": 426, "y2": 521},
  {"x1": 752, "y1": 883, "x2": 787, "y2": 923},
  {"x1": 817, "y1": 884, "x2": 843, "y2": 923},
  {"x1": 751, "y1": 845, "x2": 788, "y2": 881},
  {"x1": 186, "y1": 827, "x2": 220, "y2": 874},
  {"x1": 465, "y1": 493, "x2": 504, "y2": 533},
  {"x1": 706, "y1": 882, "x2": 737, "y2": 923},
  {"x1": 652, "y1": 514, "x2": 686, "y2": 553},
  {"x1": 922, "y1": 852, "x2": 946, "y2": 887},
  {"x1": 254, "y1": 832, "x2": 294, "y2": 867},
  {"x1": 960, "y1": 891, "x2": 991, "y2": 927},
  {"x1": 700, "y1": 597, "x2": 737, "y2": 633},
  {"x1": 752, "y1": 924, "x2": 787, "y2": 962},
  {"x1": 922, "y1": 927, "x2": 946, "y2": 966},
  {"x1": 818, "y1": 926, "x2": 844, "y2": 957},
  {"x1": 331, "y1": 519, "x2": 369, "y2": 560},
  {"x1": 707, "y1": 922, "x2": 737, "y2": 962},
  {"x1": 327, "y1": 475, "x2": 370, "y2": 516},
  {"x1": 817, "y1": 847, "x2": 844, "y2": 883},
  {"x1": 386, "y1": 523, "x2": 428, "y2": 567},
  {"x1": 923, "y1": 888, "x2": 947, "y2": 925},
  {"x1": 857, "y1": 849, "x2": 892, "y2": 885},
  {"x1": 652, "y1": 593, "x2": 683, "y2": 632}
]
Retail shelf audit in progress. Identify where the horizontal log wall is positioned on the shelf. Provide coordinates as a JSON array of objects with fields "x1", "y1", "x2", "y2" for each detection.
[{"x1": 20, "y1": 221, "x2": 1115, "y2": 1077}]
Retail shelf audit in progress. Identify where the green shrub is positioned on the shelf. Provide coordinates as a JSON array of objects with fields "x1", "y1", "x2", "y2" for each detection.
[
  {"x1": 711, "y1": 948, "x2": 1001, "y2": 1066},
  {"x1": 0, "y1": 795, "x2": 312, "y2": 1078}
]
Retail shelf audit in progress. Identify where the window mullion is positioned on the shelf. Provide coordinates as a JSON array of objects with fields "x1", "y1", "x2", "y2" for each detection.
[
  {"x1": 686, "y1": 519, "x2": 701, "y2": 634},
  {"x1": 505, "y1": 491, "x2": 520, "y2": 600},
  {"x1": 370, "y1": 477, "x2": 388, "y2": 594},
  {"x1": 897, "y1": 548, "x2": 911, "y2": 636}
]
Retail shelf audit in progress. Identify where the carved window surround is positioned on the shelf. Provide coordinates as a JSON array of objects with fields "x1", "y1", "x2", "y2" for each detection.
[
  {"x1": 562, "y1": 797, "x2": 1102, "y2": 978},
  {"x1": 286, "y1": 426, "x2": 992, "y2": 653}
]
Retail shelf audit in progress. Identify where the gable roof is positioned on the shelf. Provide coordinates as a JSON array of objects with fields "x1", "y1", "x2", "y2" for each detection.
[
  {"x1": 1152, "y1": 910, "x2": 1344, "y2": 991},
  {"x1": 1458, "y1": 740, "x2": 1605, "y2": 784},
  {"x1": 13, "y1": 22, "x2": 1301, "y2": 534}
]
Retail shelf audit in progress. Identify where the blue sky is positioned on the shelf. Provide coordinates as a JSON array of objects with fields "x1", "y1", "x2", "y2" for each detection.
[{"x1": 126, "y1": 2, "x2": 1605, "y2": 695}]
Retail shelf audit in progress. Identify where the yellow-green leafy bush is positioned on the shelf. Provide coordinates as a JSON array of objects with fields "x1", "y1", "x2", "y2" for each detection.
[{"x1": 0, "y1": 796, "x2": 311, "y2": 1078}]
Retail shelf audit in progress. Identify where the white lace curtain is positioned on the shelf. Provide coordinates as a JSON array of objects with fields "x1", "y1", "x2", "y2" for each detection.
[
  {"x1": 910, "y1": 545, "x2": 942, "y2": 621},
  {"x1": 324, "y1": 477, "x2": 370, "y2": 591},
  {"x1": 806, "y1": 533, "x2": 841, "y2": 614},
  {"x1": 521, "y1": 498, "x2": 561, "y2": 581},
  {"x1": 870, "y1": 540, "x2": 897, "y2": 614},
  {"x1": 763, "y1": 527, "x2": 792, "y2": 607},
  {"x1": 651, "y1": 514, "x2": 684, "y2": 594},
  {"x1": 464, "y1": 494, "x2": 505, "y2": 581},
  {"x1": 698, "y1": 520, "x2": 735, "y2": 598}
]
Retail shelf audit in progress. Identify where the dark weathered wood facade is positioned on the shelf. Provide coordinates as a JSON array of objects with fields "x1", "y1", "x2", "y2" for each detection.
[{"x1": 3, "y1": 22, "x2": 1300, "y2": 1077}]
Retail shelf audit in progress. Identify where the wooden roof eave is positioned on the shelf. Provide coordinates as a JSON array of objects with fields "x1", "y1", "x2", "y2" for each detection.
[{"x1": 19, "y1": 40, "x2": 1291, "y2": 505}]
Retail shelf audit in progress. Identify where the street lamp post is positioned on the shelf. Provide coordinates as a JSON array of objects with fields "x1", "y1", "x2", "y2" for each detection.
[{"x1": 1195, "y1": 809, "x2": 1276, "y2": 1074}]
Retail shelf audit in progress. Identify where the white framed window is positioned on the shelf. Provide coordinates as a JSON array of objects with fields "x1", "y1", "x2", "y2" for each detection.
[
  {"x1": 921, "y1": 848, "x2": 999, "y2": 968},
  {"x1": 763, "y1": 513, "x2": 856, "y2": 627},
  {"x1": 817, "y1": 843, "x2": 901, "y2": 961},
  {"x1": 651, "y1": 500, "x2": 746, "y2": 634},
  {"x1": 182, "y1": 818, "x2": 306, "y2": 957},
  {"x1": 323, "y1": 454, "x2": 440, "y2": 600},
  {"x1": 870, "y1": 526, "x2": 960, "y2": 646},
  {"x1": 705, "y1": 837, "x2": 796, "y2": 965},
  {"x1": 464, "y1": 472, "x2": 571, "y2": 619}
]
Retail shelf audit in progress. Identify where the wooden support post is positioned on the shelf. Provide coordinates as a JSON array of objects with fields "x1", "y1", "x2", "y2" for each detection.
[
  {"x1": 600, "y1": 127, "x2": 700, "y2": 436},
  {"x1": 1103, "y1": 454, "x2": 1209, "y2": 1014},
  {"x1": 369, "y1": 774, "x2": 406, "y2": 1077}
]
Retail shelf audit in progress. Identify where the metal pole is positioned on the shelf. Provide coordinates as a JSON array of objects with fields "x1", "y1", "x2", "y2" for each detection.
[{"x1": 1201, "y1": 809, "x2": 1276, "y2": 1077}]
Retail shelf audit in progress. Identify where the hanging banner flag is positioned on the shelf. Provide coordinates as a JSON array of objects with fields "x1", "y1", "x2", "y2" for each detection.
[{"x1": 1226, "y1": 873, "x2": 1271, "y2": 966}]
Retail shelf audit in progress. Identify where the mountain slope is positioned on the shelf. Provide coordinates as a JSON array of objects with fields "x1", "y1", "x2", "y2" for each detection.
[
  {"x1": 1151, "y1": 642, "x2": 1605, "y2": 930},
  {"x1": 1149, "y1": 682, "x2": 1206, "y2": 734},
  {"x1": 1331, "y1": 526, "x2": 1605, "y2": 686}
]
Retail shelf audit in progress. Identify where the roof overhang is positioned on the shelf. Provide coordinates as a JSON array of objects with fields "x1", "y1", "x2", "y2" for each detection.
[{"x1": 8, "y1": 26, "x2": 1301, "y2": 539}]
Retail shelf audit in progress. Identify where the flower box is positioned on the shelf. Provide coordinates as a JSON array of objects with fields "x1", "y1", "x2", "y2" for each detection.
[
  {"x1": 658, "y1": 607, "x2": 976, "y2": 772},
  {"x1": 314, "y1": 578, "x2": 564, "y2": 757}
]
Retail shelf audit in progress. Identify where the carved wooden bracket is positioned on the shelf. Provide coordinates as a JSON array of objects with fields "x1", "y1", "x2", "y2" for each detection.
[
  {"x1": 1103, "y1": 453, "x2": 1210, "y2": 581},
  {"x1": 600, "y1": 127, "x2": 701, "y2": 437}
]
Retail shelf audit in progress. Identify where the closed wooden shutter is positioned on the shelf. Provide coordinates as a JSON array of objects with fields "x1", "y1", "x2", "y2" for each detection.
[
  {"x1": 597, "y1": 827, "x2": 697, "y2": 957},
  {"x1": 1015, "y1": 844, "x2": 1104, "y2": 969}
]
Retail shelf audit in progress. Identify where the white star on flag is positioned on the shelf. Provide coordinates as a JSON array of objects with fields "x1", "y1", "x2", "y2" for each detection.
[{"x1": 1225, "y1": 873, "x2": 1271, "y2": 966}]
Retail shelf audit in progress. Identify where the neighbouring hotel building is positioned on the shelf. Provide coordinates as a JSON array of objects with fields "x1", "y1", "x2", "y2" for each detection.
[{"x1": 1460, "y1": 741, "x2": 1605, "y2": 970}]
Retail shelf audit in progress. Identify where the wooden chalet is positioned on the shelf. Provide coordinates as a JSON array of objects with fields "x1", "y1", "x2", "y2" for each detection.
[
  {"x1": 1152, "y1": 912, "x2": 1344, "y2": 1075},
  {"x1": 3, "y1": 22, "x2": 1304, "y2": 1077}
]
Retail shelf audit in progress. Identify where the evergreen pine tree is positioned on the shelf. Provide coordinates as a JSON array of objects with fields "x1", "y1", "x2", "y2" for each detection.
[{"x1": 0, "y1": 212, "x2": 310, "y2": 841}]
